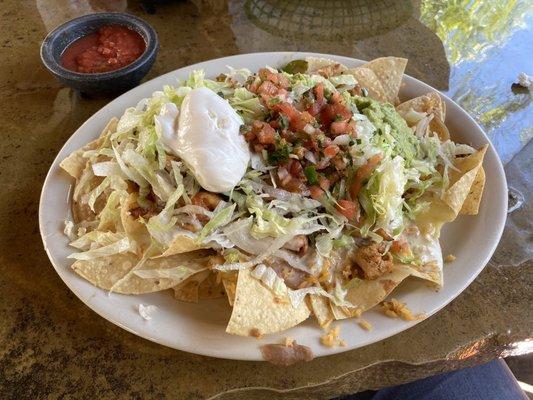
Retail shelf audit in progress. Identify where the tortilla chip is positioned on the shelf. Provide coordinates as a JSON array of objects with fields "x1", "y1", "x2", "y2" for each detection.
[
  {"x1": 226, "y1": 268, "x2": 310, "y2": 336},
  {"x1": 444, "y1": 146, "x2": 488, "y2": 215},
  {"x1": 363, "y1": 57, "x2": 407, "y2": 105},
  {"x1": 198, "y1": 271, "x2": 226, "y2": 299},
  {"x1": 120, "y1": 193, "x2": 151, "y2": 248},
  {"x1": 72, "y1": 199, "x2": 95, "y2": 225},
  {"x1": 345, "y1": 67, "x2": 387, "y2": 102},
  {"x1": 396, "y1": 92, "x2": 445, "y2": 121},
  {"x1": 160, "y1": 234, "x2": 205, "y2": 257},
  {"x1": 396, "y1": 92, "x2": 449, "y2": 141},
  {"x1": 460, "y1": 167, "x2": 486, "y2": 215},
  {"x1": 305, "y1": 57, "x2": 348, "y2": 75},
  {"x1": 60, "y1": 118, "x2": 118, "y2": 179},
  {"x1": 222, "y1": 276, "x2": 237, "y2": 306},
  {"x1": 416, "y1": 146, "x2": 488, "y2": 236},
  {"x1": 71, "y1": 163, "x2": 104, "y2": 224},
  {"x1": 308, "y1": 294, "x2": 334, "y2": 328},
  {"x1": 429, "y1": 117, "x2": 450, "y2": 141},
  {"x1": 71, "y1": 250, "x2": 211, "y2": 294},
  {"x1": 173, "y1": 270, "x2": 211, "y2": 303},
  {"x1": 331, "y1": 264, "x2": 413, "y2": 320},
  {"x1": 407, "y1": 261, "x2": 443, "y2": 287}
]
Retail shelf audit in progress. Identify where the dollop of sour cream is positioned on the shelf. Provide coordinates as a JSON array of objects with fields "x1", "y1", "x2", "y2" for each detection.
[{"x1": 155, "y1": 88, "x2": 250, "y2": 193}]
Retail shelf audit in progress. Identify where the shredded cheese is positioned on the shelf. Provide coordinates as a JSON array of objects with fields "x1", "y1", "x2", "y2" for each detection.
[
  {"x1": 444, "y1": 254, "x2": 456, "y2": 263},
  {"x1": 284, "y1": 337, "x2": 295, "y2": 347},
  {"x1": 358, "y1": 319, "x2": 372, "y2": 331},
  {"x1": 320, "y1": 326, "x2": 345, "y2": 347},
  {"x1": 381, "y1": 298, "x2": 424, "y2": 321}
]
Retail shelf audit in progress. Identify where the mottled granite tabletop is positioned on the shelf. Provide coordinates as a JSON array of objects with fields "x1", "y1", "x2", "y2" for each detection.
[{"x1": 1, "y1": 0, "x2": 531, "y2": 399}]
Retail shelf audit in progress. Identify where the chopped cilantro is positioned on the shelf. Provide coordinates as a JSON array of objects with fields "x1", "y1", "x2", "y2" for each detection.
[
  {"x1": 279, "y1": 114, "x2": 289, "y2": 130},
  {"x1": 268, "y1": 97, "x2": 281, "y2": 106},
  {"x1": 304, "y1": 166, "x2": 319, "y2": 185},
  {"x1": 268, "y1": 141, "x2": 292, "y2": 164}
]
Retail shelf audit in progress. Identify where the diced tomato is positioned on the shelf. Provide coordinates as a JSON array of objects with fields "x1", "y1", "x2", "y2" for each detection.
[
  {"x1": 269, "y1": 119, "x2": 280, "y2": 129},
  {"x1": 323, "y1": 144, "x2": 340, "y2": 158},
  {"x1": 257, "y1": 129, "x2": 276, "y2": 145},
  {"x1": 273, "y1": 102, "x2": 316, "y2": 132},
  {"x1": 273, "y1": 102, "x2": 299, "y2": 120},
  {"x1": 258, "y1": 68, "x2": 290, "y2": 88},
  {"x1": 315, "y1": 83, "x2": 324, "y2": 104},
  {"x1": 349, "y1": 153, "x2": 383, "y2": 199},
  {"x1": 336, "y1": 199, "x2": 359, "y2": 221},
  {"x1": 332, "y1": 103, "x2": 352, "y2": 121},
  {"x1": 259, "y1": 93, "x2": 272, "y2": 105},
  {"x1": 258, "y1": 80, "x2": 279, "y2": 96},
  {"x1": 292, "y1": 118, "x2": 309, "y2": 133},
  {"x1": 320, "y1": 102, "x2": 352, "y2": 128},
  {"x1": 319, "y1": 106, "x2": 332, "y2": 127},
  {"x1": 273, "y1": 73, "x2": 290, "y2": 88},
  {"x1": 288, "y1": 159, "x2": 303, "y2": 177},
  {"x1": 244, "y1": 130, "x2": 255, "y2": 142},
  {"x1": 331, "y1": 92, "x2": 344, "y2": 104},
  {"x1": 307, "y1": 101, "x2": 323, "y2": 117},
  {"x1": 307, "y1": 83, "x2": 326, "y2": 116},
  {"x1": 252, "y1": 121, "x2": 276, "y2": 145},
  {"x1": 303, "y1": 139, "x2": 318, "y2": 151},
  {"x1": 309, "y1": 185, "x2": 325, "y2": 200},
  {"x1": 301, "y1": 111, "x2": 314, "y2": 123},
  {"x1": 248, "y1": 78, "x2": 261, "y2": 93},
  {"x1": 330, "y1": 121, "x2": 349, "y2": 136},
  {"x1": 318, "y1": 175, "x2": 331, "y2": 191},
  {"x1": 276, "y1": 88, "x2": 289, "y2": 99}
]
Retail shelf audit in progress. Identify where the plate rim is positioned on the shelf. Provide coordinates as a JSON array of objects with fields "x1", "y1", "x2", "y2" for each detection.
[{"x1": 39, "y1": 51, "x2": 508, "y2": 361}]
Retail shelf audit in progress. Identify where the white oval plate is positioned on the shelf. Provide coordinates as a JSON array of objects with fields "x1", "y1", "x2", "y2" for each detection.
[{"x1": 39, "y1": 52, "x2": 507, "y2": 361}]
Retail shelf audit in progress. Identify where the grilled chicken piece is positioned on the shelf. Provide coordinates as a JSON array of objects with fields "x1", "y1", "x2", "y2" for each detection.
[{"x1": 353, "y1": 242, "x2": 393, "y2": 280}]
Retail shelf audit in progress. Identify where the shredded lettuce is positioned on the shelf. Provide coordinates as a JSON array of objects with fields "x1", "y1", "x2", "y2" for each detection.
[
  {"x1": 228, "y1": 88, "x2": 265, "y2": 122},
  {"x1": 134, "y1": 266, "x2": 207, "y2": 280},
  {"x1": 197, "y1": 203, "x2": 236, "y2": 243},
  {"x1": 67, "y1": 236, "x2": 134, "y2": 260},
  {"x1": 250, "y1": 264, "x2": 331, "y2": 308},
  {"x1": 329, "y1": 74, "x2": 357, "y2": 91},
  {"x1": 64, "y1": 220, "x2": 77, "y2": 241},
  {"x1": 145, "y1": 185, "x2": 184, "y2": 246},
  {"x1": 371, "y1": 156, "x2": 407, "y2": 234},
  {"x1": 97, "y1": 191, "x2": 123, "y2": 230}
]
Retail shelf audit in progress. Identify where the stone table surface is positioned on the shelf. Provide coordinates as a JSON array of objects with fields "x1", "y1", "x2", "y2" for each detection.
[{"x1": 1, "y1": 0, "x2": 532, "y2": 399}]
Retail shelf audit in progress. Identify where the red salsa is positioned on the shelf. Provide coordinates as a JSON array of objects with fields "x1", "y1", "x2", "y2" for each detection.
[{"x1": 61, "y1": 25, "x2": 145, "y2": 73}]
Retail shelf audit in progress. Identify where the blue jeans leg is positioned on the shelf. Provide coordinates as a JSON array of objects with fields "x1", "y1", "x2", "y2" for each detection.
[{"x1": 337, "y1": 358, "x2": 528, "y2": 400}]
